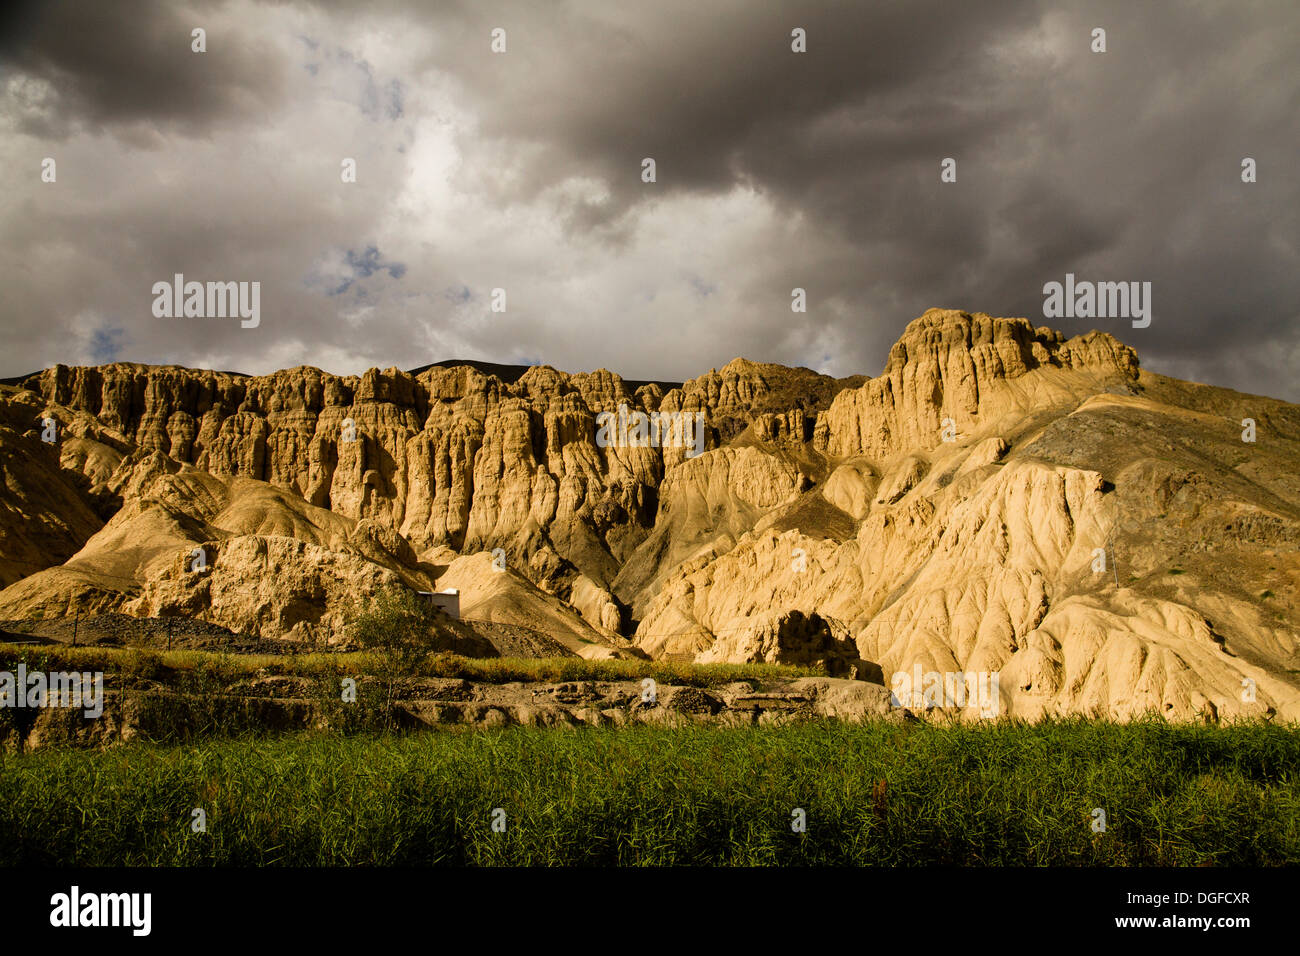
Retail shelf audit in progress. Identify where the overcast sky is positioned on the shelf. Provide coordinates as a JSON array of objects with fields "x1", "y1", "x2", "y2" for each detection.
[{"x1": 2, "y1": 0, "x2": 1297, "y2": 399}]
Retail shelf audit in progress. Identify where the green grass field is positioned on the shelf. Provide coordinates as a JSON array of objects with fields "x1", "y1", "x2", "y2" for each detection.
[{"x1": 2, "y1": 718, "x2": 1297, "y2": 866}]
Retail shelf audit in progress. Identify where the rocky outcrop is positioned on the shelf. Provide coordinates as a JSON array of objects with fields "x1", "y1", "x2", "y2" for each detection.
[
  {"x1": 0, "y1": 673, "x2": 905, "y2": 752},
  {"x1": 613, "y1": 444, "x2": 806, "y2": 616},
  {"x1": 815, "y1": 309, "x2": 1140, "y2": 459},
  {"x1": 15, "y1": 359, "x2": 857, "y2": 596},
  {"x1": 697, "y1": 610, "x2": 879, "y2": 680},
  {"x1": 3, "y1": 308, "x2": 1298, "y2": 720},
  {"x1": 0, "y1": 390, "x2": 109, "y2": 588}
]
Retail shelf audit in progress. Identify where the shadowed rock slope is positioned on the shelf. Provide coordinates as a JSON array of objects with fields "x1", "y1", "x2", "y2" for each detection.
[{"x1": 1, "y1": 308, "x2": 1297, "y2": 720}]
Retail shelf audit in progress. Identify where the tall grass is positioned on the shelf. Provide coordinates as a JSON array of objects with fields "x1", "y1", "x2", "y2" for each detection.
[
  {"x1": 1, "y1": 718, "x2": 1296, "y2": 866},
  {"x1": 0, "y1": 642, "x2": 818, "y2": 687}
]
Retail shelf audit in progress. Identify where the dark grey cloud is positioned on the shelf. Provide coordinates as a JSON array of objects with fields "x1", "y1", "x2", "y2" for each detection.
[
  {"x1": 1, "y1": 0, "x2": 1296, "y2": 400},
  {"x1": 0, "y1": 0, "x2": 288, "y2": 139}
]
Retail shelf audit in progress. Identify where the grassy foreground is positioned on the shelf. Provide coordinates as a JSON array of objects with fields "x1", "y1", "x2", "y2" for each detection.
[{"x1": 2, "y1": 718, "x2": 1297, "y2": 866}]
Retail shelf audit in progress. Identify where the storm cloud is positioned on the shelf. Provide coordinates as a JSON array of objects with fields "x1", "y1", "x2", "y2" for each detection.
[{"x1": 2, "y1": 0, "x2": 1297, "y2": 398}]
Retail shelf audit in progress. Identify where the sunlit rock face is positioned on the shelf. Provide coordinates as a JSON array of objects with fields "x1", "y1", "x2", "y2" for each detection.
[{"x1": 4, "y1": 309, "x2": 1299, "y2": 720}]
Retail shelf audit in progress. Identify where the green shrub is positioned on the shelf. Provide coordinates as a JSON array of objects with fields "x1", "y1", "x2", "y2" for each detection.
[
  {"x1": 344, "y1": 588, "x2": 444, "y2": 727},
  {"x1": 345, "y1": 588, "x2": 440, "y2": 657}
]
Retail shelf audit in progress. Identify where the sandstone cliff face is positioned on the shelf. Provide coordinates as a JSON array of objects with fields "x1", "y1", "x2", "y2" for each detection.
[
  {"x1": 2, "y1": 309, "x2": 1298, "y2": 720},
  {"x1": 613, "y1": 445, "x2": 805, "y2": 615},
  {"x1": 627, "y1": 311, "x2": 1299, "y2": 720},
  {"x1": 20, "y1": 358, "x2": 844, "y2": 574},
  {"x1": 815, "y1": 309, "x2": 1140, "y2": 460}
]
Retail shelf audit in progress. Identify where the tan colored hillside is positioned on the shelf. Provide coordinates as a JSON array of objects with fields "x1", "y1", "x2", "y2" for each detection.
[{"x1": 2, "y1": 309, "x2": 1297, "y2": 720}]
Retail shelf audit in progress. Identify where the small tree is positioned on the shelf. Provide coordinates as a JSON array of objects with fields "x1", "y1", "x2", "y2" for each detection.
[{"x1": 345, "y1": 588, "x2": 441, "y2": 729}]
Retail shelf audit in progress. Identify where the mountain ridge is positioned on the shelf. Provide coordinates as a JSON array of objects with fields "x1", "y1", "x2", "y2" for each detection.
[{"x1": 2, "y1": 308, "x2": 1296, "y2": 720}]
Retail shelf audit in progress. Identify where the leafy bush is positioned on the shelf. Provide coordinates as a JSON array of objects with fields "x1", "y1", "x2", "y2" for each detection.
[
  {"x1": 345, "y1": 588, "x2": 441, "y2": 654},
  {"x1": 344, "y1": 588, "x2": 443, "y2": 726}
]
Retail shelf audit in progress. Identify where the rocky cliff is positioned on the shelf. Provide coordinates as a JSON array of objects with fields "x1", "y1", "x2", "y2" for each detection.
[{"x1": 2, "y1": 308, "x2": 1297, "y2": 720}]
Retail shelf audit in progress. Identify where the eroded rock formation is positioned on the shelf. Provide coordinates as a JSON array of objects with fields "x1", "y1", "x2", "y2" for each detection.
[{"x1": 2, "y1": 308, "x2": 1298, "y2": 720}]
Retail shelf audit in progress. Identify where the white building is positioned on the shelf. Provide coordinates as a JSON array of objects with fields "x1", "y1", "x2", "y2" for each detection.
[{"x1": 417, "y1": 588, "x2": 460, "y2": 620}]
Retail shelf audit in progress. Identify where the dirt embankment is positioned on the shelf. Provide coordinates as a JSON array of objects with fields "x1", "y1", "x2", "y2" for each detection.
[{"x1": 0, "y1": 671, "x2": 904, "y2": 752}]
